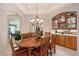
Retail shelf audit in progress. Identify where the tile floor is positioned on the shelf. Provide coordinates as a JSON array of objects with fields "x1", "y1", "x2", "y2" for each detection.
[
  {"x1": 53, "y1": 45, "x2": 78, "y2": 56},
  {"x1": 0, "y1": 45, "x2": 78, "y2": 56}
]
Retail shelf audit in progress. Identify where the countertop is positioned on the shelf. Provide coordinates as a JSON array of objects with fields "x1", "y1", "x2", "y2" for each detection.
[{"x1": 52, "y1": 33, "x2": 77, "y2": 36}]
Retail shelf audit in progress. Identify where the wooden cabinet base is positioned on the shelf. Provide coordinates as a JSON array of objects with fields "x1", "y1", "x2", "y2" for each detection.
[
  {"x1": 57, "y1": 44, "x2": 77, "y2": 50},
  {"x1": 53, "y1": 34, "x2": 77, "y2": 50},
  {"x1": 65, "y1": 36, "x2": 77, "y2": 50}
]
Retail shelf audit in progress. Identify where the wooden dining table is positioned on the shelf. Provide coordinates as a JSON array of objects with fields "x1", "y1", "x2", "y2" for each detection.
[{"x1": 16, "y1": 37, "x2": 43, "y2": 56}]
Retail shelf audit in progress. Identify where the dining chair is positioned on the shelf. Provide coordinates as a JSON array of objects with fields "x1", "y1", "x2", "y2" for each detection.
[
  {"x1": 49, "y1": 35, "x2": 56, "y2": 55},
  {"x1": 32, "y1": 37, "x2": 50, "y2": 56},
  {"x1": 21, "y1": 32, "x2": 34, "y2": 39},
  {"x1": 9, "y1": 38, "x2": 28, "y2": 56},
  {"x1": 45, "y1": 32, "x2": 56, "y2": 56},
  {"x1": 45, "y1": 32, "x2": 51, "y2": 37}
]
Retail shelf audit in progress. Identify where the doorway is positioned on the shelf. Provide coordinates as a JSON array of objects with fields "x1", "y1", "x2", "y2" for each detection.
[{"x1": 8, "y1": 15, "x2": 21, "y2": 41}]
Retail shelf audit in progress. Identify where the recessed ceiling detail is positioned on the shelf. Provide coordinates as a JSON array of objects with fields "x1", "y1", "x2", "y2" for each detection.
[{"x1": 15, "y1": 3, "x2": 68, "y2": 15}]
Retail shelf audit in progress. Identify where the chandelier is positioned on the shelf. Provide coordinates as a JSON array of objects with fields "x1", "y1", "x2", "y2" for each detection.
[
  {"x1": 30, "y1": 3, "x2": 43, "y2": 24},
  {"x1": 30, "y1": 3, "x2": 43, "y2": 38}
]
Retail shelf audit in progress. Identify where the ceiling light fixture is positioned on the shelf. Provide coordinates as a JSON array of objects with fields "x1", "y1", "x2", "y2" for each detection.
[
  {"x1": 30, "y1": 3, "x2": 43, "y2": 23},
  {"x1": 30, "y1": 3, "x2": 43, "y2": 36}
]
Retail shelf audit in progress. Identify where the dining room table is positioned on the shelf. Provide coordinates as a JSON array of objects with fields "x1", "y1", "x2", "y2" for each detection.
[{"x1": 16, "y1": 37, "x2": 45, "y2": 56}]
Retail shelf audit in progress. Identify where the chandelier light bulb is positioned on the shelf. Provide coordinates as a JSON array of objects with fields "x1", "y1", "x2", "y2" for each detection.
[
  {"x1": 40, "y1": 20, "x2": 43, "y2": 22},
  {"x1": 30, "y1": 19, "x2": 35, "y2": 23},
  {"x1": 39, "y1": 21, "x2": 41, "y2": 23},
  {"x1": 36, "y1": 18, "x2": 40, "y2": 21}
]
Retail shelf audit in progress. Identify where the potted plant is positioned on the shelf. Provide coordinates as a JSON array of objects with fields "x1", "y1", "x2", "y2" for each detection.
[{"x1": 14, "y1": 31, "x2": 21, "y2": 41}]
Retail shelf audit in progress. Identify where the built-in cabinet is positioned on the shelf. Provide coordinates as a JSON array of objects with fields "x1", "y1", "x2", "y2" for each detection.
[
  {"x1": 55, "y1": 35, "x2": 66, "y2": 46},
  {"x1": 52, "y1": 12, "x2": 77, "y2": 29},
  {"x1": 52, "y1": 11, "x2": 77, "y2": 50},
  {"x1": 53, "y1": 34, "x2": 77, "y2": 50},
  {"x1": 59, "y1": 35, "x2": 66, "y2": 46},
  {"x1": 65, "y1": 36, "x2": 77, "y2": 50}
]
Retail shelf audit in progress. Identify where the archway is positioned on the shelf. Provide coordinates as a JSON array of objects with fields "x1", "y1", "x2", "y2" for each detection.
[{"x1": 7, "y1": 10, "x2": 22, "y2": 41}]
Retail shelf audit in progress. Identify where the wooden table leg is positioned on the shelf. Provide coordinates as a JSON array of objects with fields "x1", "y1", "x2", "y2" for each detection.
[{"x1": 28, "y1": 48, "x2": 31, "y2": 56}]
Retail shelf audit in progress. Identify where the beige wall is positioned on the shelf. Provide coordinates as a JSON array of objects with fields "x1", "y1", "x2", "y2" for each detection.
[{"x1": 0, "y1": 7, "x2": 9, "y2": 52}]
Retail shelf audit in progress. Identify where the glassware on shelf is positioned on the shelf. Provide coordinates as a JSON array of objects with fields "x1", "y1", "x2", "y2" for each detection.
[
  {"x1": 67, "y1": 18, "x2": 71, "y2": 24},
  {"x1": 71, "y1": 17, "x2": 76, "y2": 23},
  {"x1": 67, "y1": 16, "x2": 76, "y2": 29},
  {"x1": 68, "y1": 25, "x2": 71, "y2": 28},
  {"x1": 71, "y1": 24, "x2": 76, "y2": 28},
  {"x1": 67, "y1": 17, "x2": 76, "y2": 24},
  {"x1": 59, "y1": 16, "x2": 65, "y2": 23},
  {"x1": 68, "y1": 24, "x2": 76, "y2": 28}
]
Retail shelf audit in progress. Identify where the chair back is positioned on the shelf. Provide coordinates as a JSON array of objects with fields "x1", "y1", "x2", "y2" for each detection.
[
  {"x1": 45, "y1": 32, "x2": 51, "y2": 37},
  {"x1": 40, "y1": 37, "x2": 50, "y2": 56},
  {"x1": 45, "y1": 32, "x2": 56, "y2": 53},
  {"x1": 50, "y1": 34, "x2": 56, "y2": 53},
  {"x1": 21, "y1": 32, "x2": 34, "y2": 39}
]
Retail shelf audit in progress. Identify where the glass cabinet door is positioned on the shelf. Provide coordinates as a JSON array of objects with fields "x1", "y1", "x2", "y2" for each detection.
[
  {"x1": 52, "y1": 12, "x2": 77, "y2": 30},
  {"x1": 71, "y1": 17, "x2": 76, "y2": 23},
  {"x1": 67, "y1": 16, "x2": 76, "y2": 29},
  {"x1": 52, "y1": 20, "x2": 58, "y2": 29},
  {"x1": 59, "y1": 16, "x2": 65, "y2": 23},
  {"x1": 67, "y1": 17, "x2": 76, "y2": 24},
  {"x1": 67, "y1": 18, "x2": 71, "y2": 24}
]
